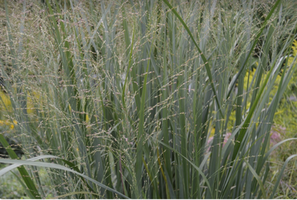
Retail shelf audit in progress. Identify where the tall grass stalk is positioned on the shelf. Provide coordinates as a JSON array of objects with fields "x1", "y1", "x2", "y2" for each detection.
[{"x1": 0, "y1": 0, "x2": 297, "y2": 198}]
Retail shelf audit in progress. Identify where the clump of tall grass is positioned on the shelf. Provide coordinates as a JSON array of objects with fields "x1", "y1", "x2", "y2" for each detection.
[{"x1": 0, "y1": 0, "x2": 297, "y2": 198}]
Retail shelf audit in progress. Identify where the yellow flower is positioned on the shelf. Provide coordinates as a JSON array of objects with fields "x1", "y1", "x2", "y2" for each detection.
[
  {"x1": 243, "y1": 69, "x2": 257, "y2": 91},
  {"x1": 86, "y1": 114, "x2": 89, "y2": 123},
  {"x1": 209, "y1": 126, "x2": 215, "y2": 137},
  {"x1": 0, "y1": 90, "x2": 12, "y2": 109},
  {"x1": 0, "y1": 119, "x2": 17, "y2": 130},
  {"x1": 10, "y1": 120, "x2": 17, "y2": 129},
  {"x1": 0, "y1": 89, "x2": 42, "y2": 115}
]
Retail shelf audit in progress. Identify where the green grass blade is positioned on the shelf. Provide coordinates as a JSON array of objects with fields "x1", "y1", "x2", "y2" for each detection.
[
  {"x1": 269, "y1": 154, "x2": 297, "y2": 198},
  {"x1": 135, "y1": 31, "x2": 156, "y2": 198},
  {"x1": 0, "y1": 157, "x2": 129, "y2": 199},
  {"x1": 232, "y1": 56, "x2": 282, "y2": 160},
  {"x1": 244, "y1": 159, "x2": 266, "y2": 198},
  {"x1": 0, "y1": 134, "x2": 40, "y2": 199},
  {"x1": 162, "y1": 0, "x2": 223, "y2": 117},
  {"x1": 227, "y1": 0, "x2": 282, "y2": 99},
  {"x1": 158, "y1": 140, "x2": 213, "y2": 198}
]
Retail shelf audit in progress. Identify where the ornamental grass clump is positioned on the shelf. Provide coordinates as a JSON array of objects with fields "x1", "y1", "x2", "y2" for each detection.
[{"x1": 0, "y1": 0, "x2": 297, "y2": 199}]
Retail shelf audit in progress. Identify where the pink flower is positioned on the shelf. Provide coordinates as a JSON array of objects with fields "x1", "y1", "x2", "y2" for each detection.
[
  {"x1": 223, "y1": 132, "x2": 232, "y2": 147},
  {"x1": 270, "y1": 125, "x2": 284, "y2": 146},
  {"x1": 270, "y1": 132, "x2": 281, "y2": 145}
]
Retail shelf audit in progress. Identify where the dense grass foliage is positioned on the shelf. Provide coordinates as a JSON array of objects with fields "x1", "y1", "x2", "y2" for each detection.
[{"x1": 0, "y1": 0, "x2": 297, "y2": 198}]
